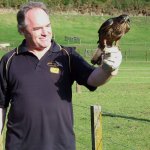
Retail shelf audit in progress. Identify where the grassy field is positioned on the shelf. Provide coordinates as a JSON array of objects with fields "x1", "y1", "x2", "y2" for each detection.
[
  {"x1": 73, "y1": 61, "x2": 150, "y2": 150},
  {"x1": 0, "y1": 12, "x2": 150, "y2": 150}
]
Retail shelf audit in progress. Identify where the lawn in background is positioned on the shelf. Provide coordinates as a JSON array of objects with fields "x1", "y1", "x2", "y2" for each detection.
[{"x1": 73, "y1": 61, "x2": 150, "y2": 150}]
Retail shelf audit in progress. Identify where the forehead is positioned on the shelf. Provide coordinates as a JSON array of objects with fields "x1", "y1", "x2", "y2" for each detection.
[{"x1": 25, "y1": 8, "x2": 50, "y2": 26}]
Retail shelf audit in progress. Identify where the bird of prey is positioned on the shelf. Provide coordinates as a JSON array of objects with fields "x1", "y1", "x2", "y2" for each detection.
[{"x1": 91, "y1": 14, "x2": 130, "y2": 65}]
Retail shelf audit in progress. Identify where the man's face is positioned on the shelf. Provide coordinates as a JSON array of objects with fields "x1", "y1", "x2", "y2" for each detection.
[{"x1": 23, "y1": 8, "x2": 52, "y2": 51}]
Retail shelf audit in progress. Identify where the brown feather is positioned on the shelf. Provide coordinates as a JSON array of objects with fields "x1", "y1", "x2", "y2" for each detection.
[{"x1": 91, "y1": 14, "x2": 130, "y2": 65}]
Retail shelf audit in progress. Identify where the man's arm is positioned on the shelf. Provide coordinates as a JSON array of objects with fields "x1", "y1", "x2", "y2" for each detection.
[
  {"x1": 0, "y1": 108, "x2": 7, "y2": 134},
  {"x1": 87, "y1": 67, "x2": 112, "y2": 87},
  {"x1": 87, "y1": 46, "x2": 122, "y2": 87}
]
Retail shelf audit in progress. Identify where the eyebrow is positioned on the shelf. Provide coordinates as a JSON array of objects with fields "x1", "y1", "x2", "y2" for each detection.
[{"x1": 33, "y1": 23, "x2": 51, "y2": 31}]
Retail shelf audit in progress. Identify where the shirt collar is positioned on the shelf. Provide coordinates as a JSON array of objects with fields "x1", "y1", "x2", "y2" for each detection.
[{"x1": 16, "y1": 39, "x2": 61, "y2": 54}]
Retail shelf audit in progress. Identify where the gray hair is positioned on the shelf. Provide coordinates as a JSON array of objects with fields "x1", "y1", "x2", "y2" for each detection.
[{"x1": 17, "y1": 1, "x2": 49, "y2": 34}]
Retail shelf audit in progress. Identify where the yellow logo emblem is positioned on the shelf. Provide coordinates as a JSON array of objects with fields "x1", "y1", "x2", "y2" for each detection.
[{"x1": 50, "y1": 67, "x2": 59, "y2": 74}]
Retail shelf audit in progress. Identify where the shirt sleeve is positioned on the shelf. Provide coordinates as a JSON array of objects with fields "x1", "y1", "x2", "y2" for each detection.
[
  {"x1": 70, "y1": 48, "x2": 97, "y2": 91},
  {"x1": 0, "y1": 56, "x2": 10, "y2": 108}
]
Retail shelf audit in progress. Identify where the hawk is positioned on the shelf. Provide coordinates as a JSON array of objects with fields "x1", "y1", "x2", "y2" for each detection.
[{"x1": 91, "y1": 14, "x2": 130, "y2": 65}]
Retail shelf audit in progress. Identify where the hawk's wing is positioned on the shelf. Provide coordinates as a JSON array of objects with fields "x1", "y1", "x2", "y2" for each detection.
[{"x1": 98, "y1": 18, "x2": 114, "y2": 34}]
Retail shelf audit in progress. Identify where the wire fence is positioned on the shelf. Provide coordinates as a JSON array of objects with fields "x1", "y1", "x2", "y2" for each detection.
[
  {"x1": 82, "y1": 43, "x2": 150, "y2": 62},
  {"x1": 1, "y1": 42, "x2": 150, "y2": 62},
  {"x1": 73, "y1": 103, "x2": 150, "y2": 150},
  {"x1": 0, "y1": 42, "x2": 150, "y2": 150},
  {"x1": 73, "y1": 74, "x2": 150, "y2": 149},
  {"x1": 72, "y1": 47, "x2": 150, "y2": 150}
]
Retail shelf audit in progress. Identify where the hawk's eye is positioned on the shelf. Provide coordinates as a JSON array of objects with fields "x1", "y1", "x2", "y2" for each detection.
[
  {"x1": 120, "y1": 19, "x2": 125, "y2": 23},
  {"x1": 127, "y1": 19, "x2": 130, "y2": 23}
]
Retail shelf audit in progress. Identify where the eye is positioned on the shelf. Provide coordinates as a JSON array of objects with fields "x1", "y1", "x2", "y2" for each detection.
[
  {"x1": 127, "y1": 19, "x2": 130, "y2": 23},
  {"x1": 33, "y1": 27, "x2": 42, "y2": 31},
  {"x1": 46, "y1": 23, "x2": 51, "y2": 28}
]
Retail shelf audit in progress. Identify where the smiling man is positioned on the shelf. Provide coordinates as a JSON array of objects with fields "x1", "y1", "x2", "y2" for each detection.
[
  {"x1": 0, "y1": 2, "x2": 122, "y2": 150},
  {"x1": 18, "y1": 5, "x2": 52, "y2": 59}
]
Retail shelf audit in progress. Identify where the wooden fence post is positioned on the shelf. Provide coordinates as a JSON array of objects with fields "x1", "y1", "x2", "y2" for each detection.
[
  {"x1": 91, "y1": 105, "x2": 102, "y2": 150},
  {"x1": 76, "y1": 82, "x2": 81, "y2": 93}
]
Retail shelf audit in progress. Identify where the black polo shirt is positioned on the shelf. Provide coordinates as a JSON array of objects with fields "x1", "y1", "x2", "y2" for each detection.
[{"x1": 0, "y1": 40, "x2": 96, "y2": 150}]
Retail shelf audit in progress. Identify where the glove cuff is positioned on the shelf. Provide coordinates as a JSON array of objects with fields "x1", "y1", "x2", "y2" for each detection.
[
  {"x1": 102, "y1": 63, "x2": 117, "y2": 75},
  {"x1": 102, "y1": 63, "x2": 114, "y2": 72}
]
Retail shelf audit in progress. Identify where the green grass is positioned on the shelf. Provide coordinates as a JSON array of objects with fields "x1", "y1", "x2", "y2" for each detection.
[
  {"x1": 0, "y1": 12, "x2": 150, "y2": 150},
  {"x1": 73, "y1": 62, "x2": 150, "y2": 150},
  {"x1": 0, "y1": 13, "x2": 150, "y2": 47}
]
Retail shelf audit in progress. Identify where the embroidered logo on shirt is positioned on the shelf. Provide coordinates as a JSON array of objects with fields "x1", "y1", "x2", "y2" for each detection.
[
  {"x1": 47, "y1": 61, "x2": 63, "y2": 74},
  {"x1": 50, "y1": 67, "x2": 60, "y2": 74}
]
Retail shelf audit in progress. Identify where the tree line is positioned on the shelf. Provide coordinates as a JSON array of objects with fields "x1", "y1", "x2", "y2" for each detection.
[{"x1": 0, "y1": 0, "x2": 149, "y2": 15}]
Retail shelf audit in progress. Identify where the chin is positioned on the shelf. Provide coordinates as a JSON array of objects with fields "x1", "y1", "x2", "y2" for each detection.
[{"x1": 39, "y1": 41, "x2": 50, "y2": 47}]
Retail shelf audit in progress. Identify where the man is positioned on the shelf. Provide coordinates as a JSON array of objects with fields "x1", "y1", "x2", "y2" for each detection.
[{"x1": 0, "y1": 2, "x2": 122, "y2": 150}]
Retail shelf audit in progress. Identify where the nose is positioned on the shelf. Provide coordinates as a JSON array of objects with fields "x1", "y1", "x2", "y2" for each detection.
[
  {"x1": 41, "y1": 26, "x2": 51, "y2": 35},
  {"x1": 41, "y1": 27, "x2": 49, "y2": 35}
]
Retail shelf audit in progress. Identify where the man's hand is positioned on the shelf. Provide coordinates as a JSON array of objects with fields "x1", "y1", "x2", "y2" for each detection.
[
  {"x1": 88, "y1": 46, "x2": 122, "y2": 87},
  {"x1": 102, "y1": 46, "x2": 122, "y2": 75}
]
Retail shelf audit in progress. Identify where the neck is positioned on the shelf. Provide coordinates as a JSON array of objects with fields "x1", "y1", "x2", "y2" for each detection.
[{"x1": 28, "y1": 45, "x2": 51, "y2": 60}]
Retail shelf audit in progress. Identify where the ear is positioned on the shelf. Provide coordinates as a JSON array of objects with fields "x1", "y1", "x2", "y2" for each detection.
[
  {"x1": 20, "y1": 27, "x2": 29, "y2": 36},
  {"x1": 20, "y1": 28, "x2": 26, "y2": 35}
]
